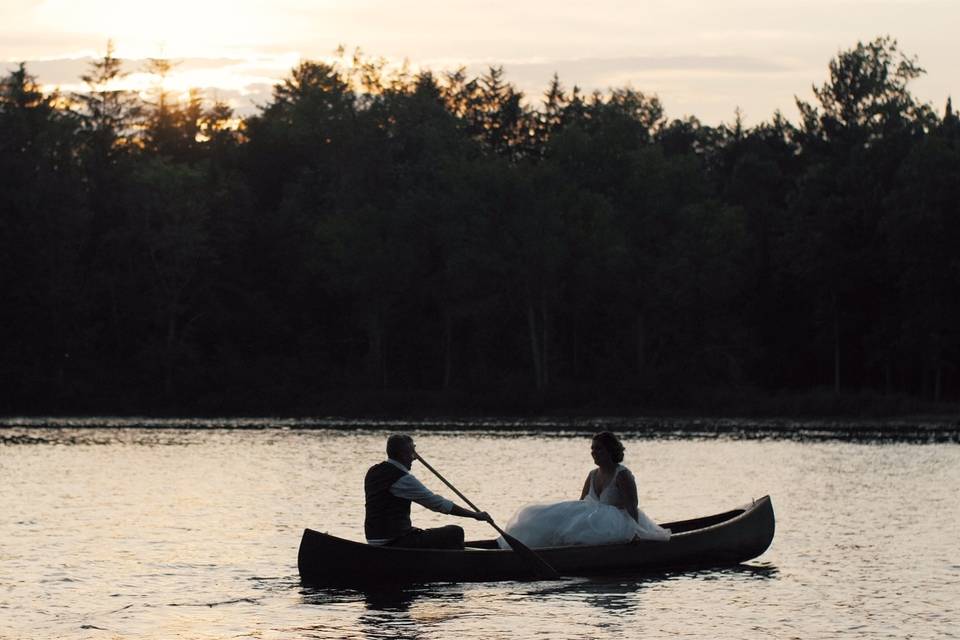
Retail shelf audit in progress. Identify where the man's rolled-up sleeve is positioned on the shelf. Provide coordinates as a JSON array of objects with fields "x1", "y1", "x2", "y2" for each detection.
[{"x1": 390, "y1": 474, "x2": 454, "y2": 513}]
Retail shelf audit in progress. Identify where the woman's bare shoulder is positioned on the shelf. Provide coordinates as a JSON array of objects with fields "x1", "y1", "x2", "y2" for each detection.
[{"x1": 616, "y1": 465, "x2": 636, "y2": 482}]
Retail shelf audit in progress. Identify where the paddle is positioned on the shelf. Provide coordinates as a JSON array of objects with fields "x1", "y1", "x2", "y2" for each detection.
[{"x1": 415, "y1": 453, "x2": 560, "y2": 580}]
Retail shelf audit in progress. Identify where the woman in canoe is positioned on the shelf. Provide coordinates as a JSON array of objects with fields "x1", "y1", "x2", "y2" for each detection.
[{"x1": 498, "y1": 431, "x2": 670, "y2": 548}]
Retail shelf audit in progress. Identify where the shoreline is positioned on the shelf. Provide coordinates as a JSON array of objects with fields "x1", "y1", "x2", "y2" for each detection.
[
  {"x1": 4, "y1": 385, "x2": 959, "y2": 422},
  {"x1": 2, "y1": 414, "x2": 958, "y2": 444},
  {"x1": 2, "y1": 400, "x2": 959, "y2": 424}
]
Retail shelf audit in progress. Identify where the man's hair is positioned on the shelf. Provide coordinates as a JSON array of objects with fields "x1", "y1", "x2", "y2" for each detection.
[
  {"x1": 593, "y1": 431, "x2": 625, "y2": 463},
  {"x1": 386, "y1": 434, "x2": 414, "y2": 458}
]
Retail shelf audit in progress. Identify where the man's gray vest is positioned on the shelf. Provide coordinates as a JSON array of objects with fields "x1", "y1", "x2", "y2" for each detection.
[{"x1": 364, "y1": 461, "x2": 412, "y2": 540}]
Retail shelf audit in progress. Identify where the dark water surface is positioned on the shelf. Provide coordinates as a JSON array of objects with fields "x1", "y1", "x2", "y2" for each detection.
[{"x1": 2, "y1": 420, "x2": 958, "y2": 639}]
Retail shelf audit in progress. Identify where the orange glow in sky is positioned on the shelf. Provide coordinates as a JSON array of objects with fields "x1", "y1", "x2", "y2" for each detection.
[{"x1": 3, "y1": 0, "x2": 958, "y2": 124}]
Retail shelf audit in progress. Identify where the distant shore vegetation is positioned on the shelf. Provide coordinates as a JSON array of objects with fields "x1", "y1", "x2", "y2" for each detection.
[{"x1": 1, "y1": 36, "x2": 958, "y2": 416}]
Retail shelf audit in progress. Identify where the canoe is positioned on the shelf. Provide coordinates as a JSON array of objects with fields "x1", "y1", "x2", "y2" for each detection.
[{"x1": 298, "y1": 495, "x2": 775, "y2": 585}]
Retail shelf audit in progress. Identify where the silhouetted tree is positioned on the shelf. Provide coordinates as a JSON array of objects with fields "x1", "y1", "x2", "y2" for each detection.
[
  {"x1": 791, "y1": 36, "x2": 934, "y2": 393},
  {"x1": 0, "y1": 64, "x2": 88, "y2": 406}
]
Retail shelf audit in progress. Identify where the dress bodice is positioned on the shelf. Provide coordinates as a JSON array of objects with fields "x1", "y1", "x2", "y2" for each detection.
[{"x1": 588, "y1": 464, "x2": 632, "y2": 506}]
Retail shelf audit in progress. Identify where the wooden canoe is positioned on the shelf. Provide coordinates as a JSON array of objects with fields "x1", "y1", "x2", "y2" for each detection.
[{"x1": 298, "y1": 495, "x2": 775, "y2": 585}]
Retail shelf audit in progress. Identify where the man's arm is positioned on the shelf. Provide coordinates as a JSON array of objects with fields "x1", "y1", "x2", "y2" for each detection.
[
  {"x1": 391, "y1": 474, "x2": 490, "y2": 521},
  {"x1": 448, "y1": 503, "x2": 492, "y2": 521}
]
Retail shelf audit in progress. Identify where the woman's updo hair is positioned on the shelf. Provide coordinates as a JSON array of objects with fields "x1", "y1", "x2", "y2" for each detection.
[{"x1": 593, "y1": 431, "x2": 625, "y2": 463}]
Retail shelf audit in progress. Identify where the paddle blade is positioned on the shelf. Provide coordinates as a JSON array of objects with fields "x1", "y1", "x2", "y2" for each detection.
[{"x1": 501, "y1": 532, "x2": 560, "y2": 580}]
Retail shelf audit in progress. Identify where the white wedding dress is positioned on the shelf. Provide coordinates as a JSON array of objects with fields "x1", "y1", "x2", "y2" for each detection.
[{"x1": 497, "y1": 465, "x2": 671, "y2": 548}]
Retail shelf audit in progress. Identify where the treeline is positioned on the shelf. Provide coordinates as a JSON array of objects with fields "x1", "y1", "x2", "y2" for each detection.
[{"x1": 2, "y1": 37, "x2": 958, "y2": 414}]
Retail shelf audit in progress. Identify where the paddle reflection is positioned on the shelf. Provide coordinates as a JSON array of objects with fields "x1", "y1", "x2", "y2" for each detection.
[{"x1": 523, "y1": 577, "x2": 645, "y2": 616}]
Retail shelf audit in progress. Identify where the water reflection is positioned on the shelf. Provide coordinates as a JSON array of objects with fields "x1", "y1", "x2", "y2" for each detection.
[
  {"x1": 540, "y1": 578, "x2": 644, "y2": 615},
  {"x1": 521, "y1": 563, "x2": 779, "y2": 616},
  {"x1": 300, "y1": 586, "x2": 366, "y2": 607},
  {"x1": 300, "y1": 564, "x2": 779, "y2": 640},
  {"x1": 299, "y1": 585, "x2": 426, "y2": 611},
  {"x1": 300, "y1": 584, "x2": 465, "y2": 640},
  {"x1": 363, "y1": 586, "x2": 423, "y2": 611},
  {"x1": 709, "y1": 563, "x2": 780, "y2": 580},
  {"x1": 358, "y1": 587, "x2": 425, "y2": 640}
]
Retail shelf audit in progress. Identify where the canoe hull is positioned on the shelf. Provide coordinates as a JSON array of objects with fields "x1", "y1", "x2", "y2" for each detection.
[{"x1": 298, "y1": 495, "x2": 775, "y2": 585}]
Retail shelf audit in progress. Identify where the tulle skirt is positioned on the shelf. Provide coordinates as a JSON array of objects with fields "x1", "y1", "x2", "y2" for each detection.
[{"x1": 497, "y1": 499, "x2": 671, "y2": 549}]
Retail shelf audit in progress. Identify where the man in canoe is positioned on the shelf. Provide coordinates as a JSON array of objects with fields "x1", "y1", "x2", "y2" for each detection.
[{"x1": 365, "y1": 434, "x2": 491, "y2": 549}]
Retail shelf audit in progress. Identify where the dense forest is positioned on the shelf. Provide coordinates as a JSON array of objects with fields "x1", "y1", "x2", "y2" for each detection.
[{"x1": 2, "y1": 37, "x2": 958, "y2": 415}]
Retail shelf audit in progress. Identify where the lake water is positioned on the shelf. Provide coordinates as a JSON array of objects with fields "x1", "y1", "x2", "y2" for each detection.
[{"x1": 2, "y1": 419, "x2": 959, "y2": 639}]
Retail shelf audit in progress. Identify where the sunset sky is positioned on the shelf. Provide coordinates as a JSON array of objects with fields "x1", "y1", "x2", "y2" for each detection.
[{"x1": 2, "y1": 0, "x2": 957, "y2": 124}]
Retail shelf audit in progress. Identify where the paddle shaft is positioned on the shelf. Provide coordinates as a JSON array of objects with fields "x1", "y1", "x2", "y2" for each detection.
[
  {"x1": 414, "y1": 454, "x2": 559, "y2": 579},
  {"x1": 414, "y1": 454, "x2": 510, "y2": 538}
]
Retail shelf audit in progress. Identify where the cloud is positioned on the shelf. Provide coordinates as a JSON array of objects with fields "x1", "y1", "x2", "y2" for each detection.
[
  {"x1": 6, "y1": 51, "x2": 791, "y2": 88},
  {"x1": 440, "y1": 55, "x2": 804, "y2": 116},
  {"x1": 456, "y1": 54, "x2": 793, "y2": 80}
]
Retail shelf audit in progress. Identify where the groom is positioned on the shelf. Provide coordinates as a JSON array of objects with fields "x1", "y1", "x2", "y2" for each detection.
[{"x1": 365, "y1": 434, "x2": 490, "y2": 549}]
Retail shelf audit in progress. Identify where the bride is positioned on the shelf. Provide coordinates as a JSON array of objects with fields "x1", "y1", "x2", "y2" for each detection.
[{"x1": 498, "y1": 432, "x2": 670, "y2": 548}]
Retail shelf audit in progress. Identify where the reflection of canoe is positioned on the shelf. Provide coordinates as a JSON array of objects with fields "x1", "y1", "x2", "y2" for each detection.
[{"x1": 298, "y1": 495, "x2": 775, "y2": 585}]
